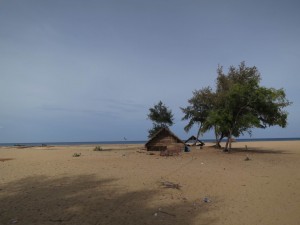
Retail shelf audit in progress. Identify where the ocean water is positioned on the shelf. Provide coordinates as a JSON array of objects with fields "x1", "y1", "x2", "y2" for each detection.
[
  {"x1": 0, "y1": 138, "x2": 300, "y2": 147},
  {"x1": 0, "y1": 141, "x2": 145, "y2": 147}
]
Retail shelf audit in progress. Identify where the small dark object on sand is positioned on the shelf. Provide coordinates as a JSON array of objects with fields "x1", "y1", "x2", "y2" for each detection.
[
  {"x1": 161, "y1": 181, "x2": 181, "y2": 189},
  {"x1": 203, "y1": 197, "x2": 211, "y2": 203},
  {"x1": 244, "y1": 155, "x2": 251, "y2": 161}
]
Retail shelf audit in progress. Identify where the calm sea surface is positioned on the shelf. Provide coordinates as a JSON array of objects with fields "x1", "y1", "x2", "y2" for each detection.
[{"x1": 0, "y1": 138, "x2": 300, "y2": 147}]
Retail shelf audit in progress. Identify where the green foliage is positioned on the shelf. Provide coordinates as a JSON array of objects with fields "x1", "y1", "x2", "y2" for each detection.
[
  {"x1": 148, "y1": 123, "x2": 165, "y2": 138},
  {"x1": 181, "y1": 87, "x2": 215, "y2": 132},
  {"x1": 180, "y1": 87, "x2": 216, "y2": 143},
  {"x1": 72, "y1": 153, "x2": 81, "y2": 157},
  {"x1": 93, "y1": 146, "x2": 103, "y2": 151},
  {"x1": 182, "y1": 61, "x2": 292, "y2": 150},
  {"x1": 147, "y1": 101, "x2": 174, "y2": 138},
  {"x1": 148, "y1": 101, "x2": 174, "y2": 126}
]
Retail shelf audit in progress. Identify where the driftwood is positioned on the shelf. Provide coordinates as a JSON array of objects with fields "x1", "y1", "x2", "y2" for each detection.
[
  {"x1": 161, "y1": 181, "x2": 181, "y2": 189},
  {"x1": 153, "y1": 208, "x2": 176, "y2": 217}
]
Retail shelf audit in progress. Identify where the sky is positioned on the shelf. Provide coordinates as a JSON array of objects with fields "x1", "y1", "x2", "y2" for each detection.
[{"x1": 0, "y1": 0, "x2": 299, "y2": 143}]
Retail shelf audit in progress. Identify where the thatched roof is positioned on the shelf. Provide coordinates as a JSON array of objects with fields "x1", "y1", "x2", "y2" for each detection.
[
  {"x1": 185, "y1": 135, "x2": 205, "y2": 146},
  {"x1": 145, "y1": 127, "x2": 184, "y2": 147}
]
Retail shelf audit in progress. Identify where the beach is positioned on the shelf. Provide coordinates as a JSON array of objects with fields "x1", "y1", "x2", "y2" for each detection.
[{"x1": 0, "y1": 141, "x2": 299, "y2": 225}]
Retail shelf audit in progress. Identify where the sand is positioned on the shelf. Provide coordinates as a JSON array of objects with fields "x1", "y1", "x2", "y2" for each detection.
[{"x1": 0, "y1": 141, "x2": 300, "y2": 225}]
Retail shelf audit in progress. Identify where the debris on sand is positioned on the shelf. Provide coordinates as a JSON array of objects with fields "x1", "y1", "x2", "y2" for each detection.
[
  {"x1": 136, "y1": 150, "x2": 145, "y2": 153},
  {"x1": 147, "y1": 152, "x2": 155, "y2": 155},
  {"x1": 244, "y1": 155, "x2": 251, "y2": 161},
  {"x1": 10, "y1": 219, "x2": 18, "y2": 224},
  {"x1": 153, "y1": 208, "x2": 176, "y2": 217},
  {"x1": 203, "y1": 197, "x2": 211, "y2": 203},
  {"x1": 161, "y1": 181, "x2": 181, "y2": 189}
]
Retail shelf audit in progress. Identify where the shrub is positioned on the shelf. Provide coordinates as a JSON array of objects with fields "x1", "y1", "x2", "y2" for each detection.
[
  {"x1": 73, "y1": 153, "x2": 81, "y2": 157},
  {"x1": 94, "y1": 146, "x2": 103, "y2": 151}
]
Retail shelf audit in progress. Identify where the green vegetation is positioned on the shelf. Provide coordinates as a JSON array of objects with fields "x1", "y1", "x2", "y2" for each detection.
[
  {"x1": 146, "y1": 62, "x2": 291, "y2": 151},
  {"x1": 181, "y1": 87, "x2": 216, "y2": 146},
  {"x1": 147, "y1": 101, "x2": 174, "y2": 138},
  {"x1": 72, "y1": 153, "x2": 81, "y2": 157},
  {"x1": 181, "y1": 62, "x2": 292, "y2": 151},
  {"x1": 93, "y1": 146, "x2": 103, "y2": 151}
]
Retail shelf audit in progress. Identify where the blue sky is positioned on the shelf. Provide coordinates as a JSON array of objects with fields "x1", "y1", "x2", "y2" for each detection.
[{"x1": 0, "y1": 0, "x2": 299, "y2": 143}]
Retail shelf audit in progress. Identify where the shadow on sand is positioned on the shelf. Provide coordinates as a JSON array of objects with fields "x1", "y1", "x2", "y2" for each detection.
[
  {"x1": 0, "y1": 175, "x2": 215, "y2": 225},
  {"x1": 229, "y1": 147, "x2": 291, "y2": 155}
]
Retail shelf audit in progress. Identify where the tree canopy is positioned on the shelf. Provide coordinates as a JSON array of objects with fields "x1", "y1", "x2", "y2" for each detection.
[
  {"x1": 180, "y1": 87, "x2": 216, "y2": 145},
  {"x1": 181, "y1": 62, "x2": 292, "y2": 150},
  {"x1": 147, "y1": 101, "x2": 174, "y2": 138}
]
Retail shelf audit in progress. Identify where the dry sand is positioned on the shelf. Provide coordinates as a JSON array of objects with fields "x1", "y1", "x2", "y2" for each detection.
[{"x1": 0, "y1": 141, "x2": 300, "y2": 225}]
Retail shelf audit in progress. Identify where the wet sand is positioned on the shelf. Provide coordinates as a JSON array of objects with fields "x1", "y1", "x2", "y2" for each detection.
[{"x1": 0, "y1": 141, "x2": 300, "y2": 225}]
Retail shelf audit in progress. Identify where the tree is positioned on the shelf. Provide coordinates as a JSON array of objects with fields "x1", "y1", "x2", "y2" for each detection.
[
  {"x1": 182, "y1": 62, "x2": 292, "y2": 151},
  {"x1": 180, "y1": 87, "x2": 216, "y2": 145},
  {"x1": 214, "y1": 62, "x2": 291, "y2": 151},
  {"x1": 147, "y1": 101, "x2": 174, "y2": 138}
]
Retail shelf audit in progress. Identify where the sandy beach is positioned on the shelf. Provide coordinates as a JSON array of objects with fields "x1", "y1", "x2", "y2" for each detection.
[{"x1": 0, "y1": 141, "x2": 300, "y2": 225}]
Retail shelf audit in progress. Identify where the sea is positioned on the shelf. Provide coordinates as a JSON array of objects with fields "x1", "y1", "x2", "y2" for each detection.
[{"x1": 0, "y1": 138, "x2": 300, "y2": 147}]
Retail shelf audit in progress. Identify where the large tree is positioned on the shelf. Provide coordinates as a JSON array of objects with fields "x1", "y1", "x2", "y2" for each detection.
[
  {"x1": 215, "y1": 62, "x2": 291, "y2": 151},
  {"x1": 182, "y1": 62, "x2": 292, "y2": 151},
  {"x1": 147, "y1": 101, "x2": 174, "y2": 138}
]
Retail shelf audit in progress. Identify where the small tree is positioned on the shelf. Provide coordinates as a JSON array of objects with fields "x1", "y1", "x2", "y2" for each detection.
[{"x1": 147, "y1": 101, "x2": 174, "y2": 138}]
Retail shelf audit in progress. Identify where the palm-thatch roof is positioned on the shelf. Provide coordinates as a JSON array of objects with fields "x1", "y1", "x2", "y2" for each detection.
[
  {"x1": 145, "y1": 127, "x2": 185, "y2": 151},
  {"x1": 185, "y1": 135, "x2": 205, "y2": 146}
]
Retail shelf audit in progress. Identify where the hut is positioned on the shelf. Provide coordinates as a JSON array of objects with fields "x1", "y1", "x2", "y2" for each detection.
[
  {"x1": 185, "y1": 135, "x2": 205, "y2": 146},
  {"x1": 145, "y1": 127, "x2": 185, "y2": 151}
]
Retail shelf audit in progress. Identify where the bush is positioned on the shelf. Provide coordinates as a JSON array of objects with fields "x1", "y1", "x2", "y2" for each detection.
[
  {"x1": 73, "y1": 153, "x2": 81, "y2": 157},
  {"x1": 94, "y1": 146, "x2": 103, "y2": 151}
]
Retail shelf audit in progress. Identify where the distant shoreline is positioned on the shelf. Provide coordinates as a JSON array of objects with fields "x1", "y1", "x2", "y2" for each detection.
[{"x1": 0, "y1": 137, "x2": 300, "y2": 147}]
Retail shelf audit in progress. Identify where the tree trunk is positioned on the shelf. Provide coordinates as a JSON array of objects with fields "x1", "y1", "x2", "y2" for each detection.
[
  {"x1": 213, "y1": 126, "x2": 222, "y2": 148},
  {"x1": 224, "y1": 130, "x2": 232, "y2": 152},
  {"x1": 195, "y1": 124, "x2": 202, "y2": 146},
  {"x1": 215, "y1": 140, "x2": 221, "y2": 148},
  {"x1": 224, "y1": 138, "x2": 229, "y2": 152},
  {"x1": 216, "y1": 132, "x2": 224, "y2": 148},
  {"x1": 214, "y1": 126, "x2": 220, "y2": 147}
]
